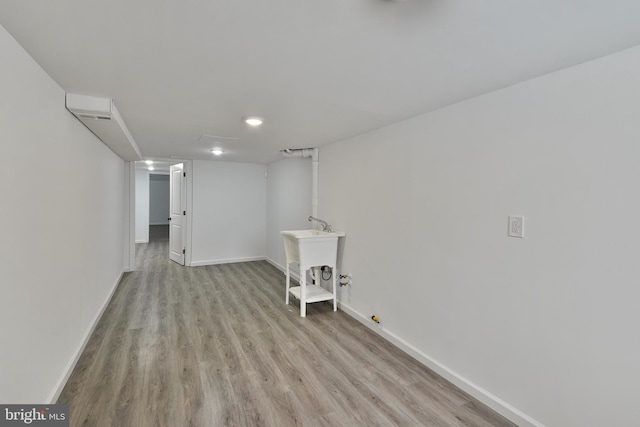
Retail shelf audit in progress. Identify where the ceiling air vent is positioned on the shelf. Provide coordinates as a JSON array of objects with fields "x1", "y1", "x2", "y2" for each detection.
[
  {"x1": 65, "y1": 93, "x2": 142, "y2": 161},
  {"x1": 76, "y1": 113, "x2": 111, "y2": 120}
]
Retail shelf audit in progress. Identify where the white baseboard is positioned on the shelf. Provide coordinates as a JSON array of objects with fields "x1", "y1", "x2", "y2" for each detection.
[
  {"x1": 135, "y1": 239, "x2": 148, "y2": 243},
  {"x1": 190, "y1": 256, "x2": 265, "y2": 267},
  {"x1": 265, "y1": 257, "x2": 301, "y2": 283},
  {"x1": 268, "y1": 253, "x2": 541, "y2": 426},
  {"x1": 265, "y1": 257, "x2": 285, "y2": 272},
  {"x1": 47, "y1": 271, "x2": 123, "y2": 404},
  {"x1": 337, "y1": 302, "x2": 543, "y2": 427},
  {"x1": 45, "y1": 260, "x2": 541, "y2": 426}
]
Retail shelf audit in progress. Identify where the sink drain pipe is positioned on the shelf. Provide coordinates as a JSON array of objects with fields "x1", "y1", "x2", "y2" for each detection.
[{"x1": 281, "y1": 148, "x2": 319, "y2": 220}]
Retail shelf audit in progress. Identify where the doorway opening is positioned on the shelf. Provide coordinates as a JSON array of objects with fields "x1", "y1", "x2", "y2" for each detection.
[
  {"x1": 133, "y1": 160, "x2": 189, "y2": 268},
  {"x1": 149, "y1": 174, "x2": 170, "y2": 242}
]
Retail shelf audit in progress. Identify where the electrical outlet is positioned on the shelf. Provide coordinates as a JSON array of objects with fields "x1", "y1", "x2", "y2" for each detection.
[{"x1": 508, "y1": 216, "x2": 524, "y2": 238}]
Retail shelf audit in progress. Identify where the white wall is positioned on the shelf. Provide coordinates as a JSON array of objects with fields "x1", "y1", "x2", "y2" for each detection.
[
  {"x1": 319, "y1": 45, "x2": 640, "y2": 427},
  {"x1": 149, "y1": 174, "x2": 170, "y2": 225},
  {"x1": 190, "y1": 160, "x2": 267, "y2": 266},
  {"x1": 0, "y1": 25, "x2": 125, "y2": 403},
  {"x1": 135, "y1": 169, "x2": 149, "y2": 243},
  {"x1": 266, "y1": 157, "x2": 313, "y2": 270}
]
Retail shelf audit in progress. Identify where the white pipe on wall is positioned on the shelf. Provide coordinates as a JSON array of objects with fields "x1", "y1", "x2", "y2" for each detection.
[
  {"x1": 281, "y1": 148, "x2": 321, "y2": 283},
  {"x1": 311, "y1": 150, "x2": 318, "y2": 219},
  {"x1": 281, "y1": 148, "x2": 319, "y2": 219}
]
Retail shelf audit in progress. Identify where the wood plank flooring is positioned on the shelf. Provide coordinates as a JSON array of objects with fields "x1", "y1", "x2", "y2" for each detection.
[
  {"x1": 148, "y1": 224, "x2": 169, "y2": 242},
  {"x1": 57, "y1": 239, "x2": 517, "y2": 426}
]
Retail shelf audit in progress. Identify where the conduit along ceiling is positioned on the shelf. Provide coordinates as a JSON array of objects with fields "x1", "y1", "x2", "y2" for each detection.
[{"x1": 2, "y1": 0, "x2": 640, "y2": 163}]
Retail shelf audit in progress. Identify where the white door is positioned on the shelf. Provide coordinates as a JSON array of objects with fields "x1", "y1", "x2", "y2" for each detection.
[{"x1": 169, "y1": 163, "x2": 185, "y2": 265}]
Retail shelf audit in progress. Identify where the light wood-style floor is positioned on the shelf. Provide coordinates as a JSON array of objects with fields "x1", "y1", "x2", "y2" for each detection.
[
  {"x1": 148, "y1": 224, "x2": 169, "y2": 242},
  {"x1": 58, "y1": 239, "x2": 517, "y2": 427}
]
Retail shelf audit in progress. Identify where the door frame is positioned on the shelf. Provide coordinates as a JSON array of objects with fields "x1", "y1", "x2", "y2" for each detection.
[
  {"x1": 127, "y1": 159, "x2": 192, "y2": 270},
  {"x1": 123, "y1": 161, "x2": 136, "y2": 272}
]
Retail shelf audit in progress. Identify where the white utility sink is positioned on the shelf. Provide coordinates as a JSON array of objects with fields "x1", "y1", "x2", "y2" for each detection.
[{"x1": 281, "y1": 229, "x2": 345, "y2": 317}]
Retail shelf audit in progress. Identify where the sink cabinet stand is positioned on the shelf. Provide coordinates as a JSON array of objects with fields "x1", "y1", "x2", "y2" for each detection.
[{"x1": 282, "y1": 231, "x2": 339, "y2": 317}]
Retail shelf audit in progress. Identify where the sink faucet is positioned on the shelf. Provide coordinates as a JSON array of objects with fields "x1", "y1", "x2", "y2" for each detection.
[{"x1": 308, "y1": 216, "x2": 331, "y2": 232}]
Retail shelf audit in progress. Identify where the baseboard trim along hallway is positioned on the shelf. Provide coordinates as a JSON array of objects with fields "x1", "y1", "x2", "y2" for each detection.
[
  {"x1": 57, "y1": 241, "x2": 518, "y2": 426},
  {"x1": 48, "y1": 271, "x2": 124, "y2": 404},
  {"x1": 336, "y1": 303, "x2": 542, "y2": 427}
]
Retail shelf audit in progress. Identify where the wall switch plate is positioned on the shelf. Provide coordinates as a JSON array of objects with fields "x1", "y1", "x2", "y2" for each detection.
[{"x1": 508, "y1": 216, "x2": 524, "y2": 238}]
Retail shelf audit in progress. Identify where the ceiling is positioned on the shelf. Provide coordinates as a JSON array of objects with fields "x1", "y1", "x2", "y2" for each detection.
[
  {"x1": 135, "y1": 160, "x2": 172, "y2": 174},
  {"x1": 2, "y1": 0, "x2": 640, "y2": 164}
]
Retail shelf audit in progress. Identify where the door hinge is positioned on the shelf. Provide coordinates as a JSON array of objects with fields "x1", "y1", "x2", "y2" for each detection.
[
  {"x1": 182, "y1": 248, "x2": 185, "y2": 254},
  {"x1": 183, "y1": 172, "x2": 186, "y2": 177},
  {"x1": 183, "y1": 210, "x2": 186, "y2": 215}
]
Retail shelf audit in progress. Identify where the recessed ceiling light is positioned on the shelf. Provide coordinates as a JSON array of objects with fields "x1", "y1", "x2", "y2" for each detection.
[
  {"x1": 148, "y1": 166, "x2": 155, "y2": 171},
  {"x1": 243, "y1": 116, "x2": 264, "y2": 126},
  {"x1": 211, "y1": 149, "x2": 224, "y2": 156},
  {"x1": 145, "y1": 160, "x2": 154, "y2": 165}
]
